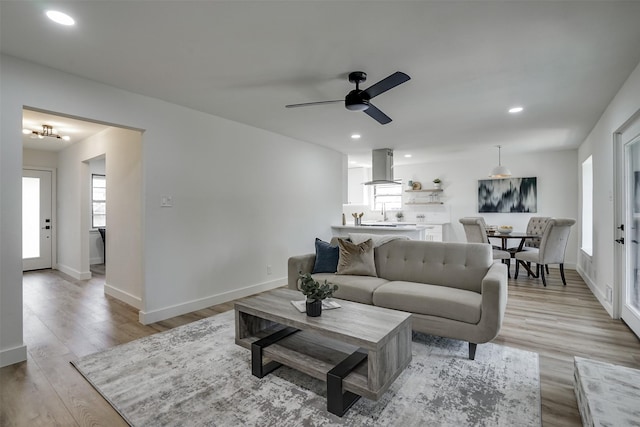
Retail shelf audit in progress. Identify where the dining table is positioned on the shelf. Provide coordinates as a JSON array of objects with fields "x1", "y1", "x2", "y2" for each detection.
[
  {"x1": 487, "y1": 231, "x2": 539, "y2": 252},
  {"x1": 487, "y1": 231, "x2": 541, "y2": 277}
]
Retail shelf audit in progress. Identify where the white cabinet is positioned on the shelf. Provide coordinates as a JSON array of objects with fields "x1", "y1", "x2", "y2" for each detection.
[{"x1": 422, "y1": 225, "x2": 443, "y2": 241}]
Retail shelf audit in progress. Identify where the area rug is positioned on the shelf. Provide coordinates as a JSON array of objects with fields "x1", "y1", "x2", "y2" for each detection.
[{"x1": 71, "y1": 311, "x2": 541, "y2": 426}]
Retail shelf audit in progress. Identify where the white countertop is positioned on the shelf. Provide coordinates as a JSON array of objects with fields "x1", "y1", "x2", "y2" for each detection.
[{"x1": 332, "y1": 222, "x2": 448, "y2": 231}]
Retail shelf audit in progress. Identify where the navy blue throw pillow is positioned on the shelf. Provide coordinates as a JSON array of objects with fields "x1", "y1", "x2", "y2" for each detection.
[{"x1": 312, "y1": 238, "x2": 339, "y2": 274}]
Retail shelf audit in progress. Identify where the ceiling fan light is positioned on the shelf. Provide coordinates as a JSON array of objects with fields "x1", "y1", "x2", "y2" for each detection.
[{"x1": 347, "y1": 104, "x2": 367, "y2": 111}]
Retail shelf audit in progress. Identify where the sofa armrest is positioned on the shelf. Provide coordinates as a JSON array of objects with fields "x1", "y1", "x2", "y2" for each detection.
[
  {"x1": 478, "y1": 262, "x2": 508, "y2": 342},
  {"x1": 287, "y1": 253, "x2": 315, "y2": 290}
]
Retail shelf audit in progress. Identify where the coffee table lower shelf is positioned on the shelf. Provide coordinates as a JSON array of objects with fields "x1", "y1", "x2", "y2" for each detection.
[
  {"x1": 246, "y1": 326, "x2": 369, "y2": 416},
  {"x1": 236, "y1": 325, "x2": 408, "y2": 417},
  {"x1": 234, "y1": 289, "x2": 412, "y2": 417}
]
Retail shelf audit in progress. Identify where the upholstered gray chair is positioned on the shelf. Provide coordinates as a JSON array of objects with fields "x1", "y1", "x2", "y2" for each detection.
[
  {"x1": 524, "y1": 217, "x2": 551, "y2": 249},
  {"x1": 459, "y1": 217, "x2": 511, "y2": 276},
  {"x1": 514, "y1": 218, "x2": 576, "y2": 286},
  {"x1": 509, "y1": 216, "x2": 551, "y2": 274}
]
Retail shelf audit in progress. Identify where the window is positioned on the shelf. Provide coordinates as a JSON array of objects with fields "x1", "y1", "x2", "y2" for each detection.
[
  {"x1": 92, "y1": 174, "x2": 106, "y2": 228},
  {"x1": 372, "y1": 183, "x2": 402, "y2": 211},
  {"x1": 581, "y1": 156, "x2": 593, "y2": 256}
]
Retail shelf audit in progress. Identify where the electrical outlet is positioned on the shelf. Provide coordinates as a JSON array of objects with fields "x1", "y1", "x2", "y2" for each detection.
[
  {"x1": 267, "y1": 265, "x2": 272, "y2": 275},
  {"x1": 160, "y1": 195, "x2": 173, "y2": 207},
  {"x1": 606, "y1": 285, "x2": 613, "y2": 303}
]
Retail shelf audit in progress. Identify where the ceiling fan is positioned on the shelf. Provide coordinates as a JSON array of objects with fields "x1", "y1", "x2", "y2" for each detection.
[{"x1": 285, "y1": 71, "x2": 410, "y2": 125}]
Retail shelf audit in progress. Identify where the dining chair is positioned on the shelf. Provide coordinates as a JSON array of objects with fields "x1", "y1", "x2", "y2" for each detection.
[
  {"x1": 514, "y1": 218, "x2": 576, "y2": 286},
  {"x1": 459, "y1": 217, "x2": 511, "y2": 276},
  {"x1": 509, "y1": 216, "x2": 551, "y2": 274}
]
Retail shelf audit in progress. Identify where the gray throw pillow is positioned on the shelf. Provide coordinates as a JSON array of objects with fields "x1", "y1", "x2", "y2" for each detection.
[{"x1": 336, "y1": 238, "x2": 377, "y2": 277}]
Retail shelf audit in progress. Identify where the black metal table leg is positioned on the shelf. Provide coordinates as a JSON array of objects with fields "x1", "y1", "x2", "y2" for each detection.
[
  {"x1": 251, "y1": 327, "x2": 299, "y2": 378},
  {"x1": 327, "y1": 349, "x2": 368, "y2": 417}
]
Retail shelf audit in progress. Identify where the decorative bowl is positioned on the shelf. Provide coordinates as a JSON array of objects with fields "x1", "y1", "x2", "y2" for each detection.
[{"x1": 498, "y1": 225, "x2": 513, "y2": 234}]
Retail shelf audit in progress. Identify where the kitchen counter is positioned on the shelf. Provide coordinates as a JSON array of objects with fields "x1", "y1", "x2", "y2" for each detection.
[{"x1": 332, "y1": 222, "x2": 448, "y2": 241}]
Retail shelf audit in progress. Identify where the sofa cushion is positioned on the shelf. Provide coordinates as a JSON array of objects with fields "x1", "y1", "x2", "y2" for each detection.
[
  {"x1": 374, "y1": 240, "x2": 491, "y2": 293},
  {"x1": 311, "y1": 273, "x2": 388, "y2": 305},
  {"x1": 337, "y1": 238, "x2": 377, "y2": 277},
  {"x1": 312, "y1": 238, "x2": 339, "y2": 273},
  {"x1": 372, "y1": 281, "x2": 482, "y2": 324}
]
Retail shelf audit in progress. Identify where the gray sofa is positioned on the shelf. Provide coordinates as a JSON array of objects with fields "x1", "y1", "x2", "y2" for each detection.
[{"x1": 288, "y1": 238, "x2": 508, "y2": 359}]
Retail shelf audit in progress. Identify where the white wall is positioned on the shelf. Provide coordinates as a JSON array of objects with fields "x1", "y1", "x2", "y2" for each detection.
[
  {"x1": 577, "y1": 60, "x2": 640, "y2": 316},
  {"x1": 89, "y1": 157, "x2": 106, "y2": 265},
  {"x1": 57, "y1": 128, "x2": 143, "y2": 309},
  {"x1": 0, "y1": 55, "x2": 344, "y2": 366},
  {"x1": 388, "y1": 149, "x2": 580, "y2": 266},
  {"x1": 23, "y1": 148, "x2": 58, "y2": 169}
]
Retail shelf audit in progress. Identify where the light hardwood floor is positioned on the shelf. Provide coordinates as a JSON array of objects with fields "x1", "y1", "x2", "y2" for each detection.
[{"x1": 1, "y1": 266, "x2": 639, "y2": 426}]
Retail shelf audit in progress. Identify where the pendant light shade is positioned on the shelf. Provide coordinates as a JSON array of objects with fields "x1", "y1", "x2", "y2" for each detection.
[{"x1": 489, "y1": 145, "x2": 512, "y2": 178}]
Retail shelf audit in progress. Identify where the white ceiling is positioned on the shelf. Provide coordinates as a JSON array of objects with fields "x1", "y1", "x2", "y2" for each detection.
[
  {"x1": 3, "y1": 1, "x2": 640, "y2": 165},
  {"x1": 22, "y1": 109, "x2": 111, "y2": 152}
]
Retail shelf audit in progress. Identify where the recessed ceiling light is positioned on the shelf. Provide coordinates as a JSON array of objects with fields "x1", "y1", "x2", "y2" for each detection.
[
  {"x1": 46, "y1": 10, "x2": 75, "y2": 26},
  {"x1": 508, "y1": 106, "x2": 524, "y2": 114},
  {"x1": 404, "y1": 154, "x2": 412, "y2": 158},
  {"x1": 22, "y1": 129, "x2": 31, "y2": 134},
  {"x1": 351, "y1": 134, "x2": 361, "y2": 139}
]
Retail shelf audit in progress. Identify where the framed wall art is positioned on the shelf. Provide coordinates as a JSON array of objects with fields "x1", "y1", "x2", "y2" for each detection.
[{"x1": 478, "y1": 177, "x2": 537, "y2": 213}]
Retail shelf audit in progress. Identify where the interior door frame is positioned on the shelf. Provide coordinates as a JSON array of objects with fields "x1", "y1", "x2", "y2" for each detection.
[
  {"x1": 614, "y1": 109, "x2": 640, "y2": 326},
  {"x1": 22, "y1": 166, "x2": 57, "y2": 270}
]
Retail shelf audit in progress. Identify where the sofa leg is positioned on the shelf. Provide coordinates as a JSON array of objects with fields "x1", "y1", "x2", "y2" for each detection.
[{"x1": 469, "y1": 342, "x2": 477, "y2": 360}]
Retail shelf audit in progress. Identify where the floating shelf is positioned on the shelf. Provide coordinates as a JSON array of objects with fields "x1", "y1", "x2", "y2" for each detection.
[
  {"x1": 405, "y1": 189, "x2": 443, "y2": 193},
  {"x1": 405, "y1": 202, "x2": 444, "y2": 205}
]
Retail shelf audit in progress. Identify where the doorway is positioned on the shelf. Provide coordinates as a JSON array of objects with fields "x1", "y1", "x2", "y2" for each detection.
[
  {"x1": 616, "y1": 111, "x2": 640, "y2": 339},
  {"x1": 22, "y1": 168, "x2": 54, "y2": 271}
]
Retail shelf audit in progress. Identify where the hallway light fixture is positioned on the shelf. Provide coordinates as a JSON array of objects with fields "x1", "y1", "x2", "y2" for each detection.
[
  {"x1": 24, "y1": 124, "x2": 71, "y2": 141},
  {"x1": 489, "y1": 145, "x2": 511, "y2": 178}
]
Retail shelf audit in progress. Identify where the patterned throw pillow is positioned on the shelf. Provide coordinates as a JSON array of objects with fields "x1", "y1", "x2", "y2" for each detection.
[{"x1": 336, "y1": 238, "x2": 377, "y2": 277}]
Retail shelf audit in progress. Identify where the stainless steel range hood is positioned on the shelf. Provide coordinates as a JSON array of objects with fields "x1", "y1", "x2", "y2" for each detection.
[{"x1": 364, "y1": 148, "x2": 401, "y2": 185}]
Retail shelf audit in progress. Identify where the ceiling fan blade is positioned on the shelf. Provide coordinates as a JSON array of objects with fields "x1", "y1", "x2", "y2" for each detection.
[
  {"x1": 362, "y1": 72, "x2": 410, "y2": 99},
  {"x1": 363, "y1": 103, "x2": 392, "y2": 125},
  {"x1": 285, "y1": 100, "x2": 342, "y2": 108}
]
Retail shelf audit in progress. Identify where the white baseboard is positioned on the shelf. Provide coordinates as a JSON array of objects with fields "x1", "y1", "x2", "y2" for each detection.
[
  {"x1": 0, "y1": 344, "x2": 27, "y2": 367},
  {"x1": 57, "y1": 263, "x2": 92, "y2": 280},
  {"x1": 576, "y1": 265, "x2": 614, "y2": 317},
  {"x1": 104, "y1": 283, "x2": 142, "y2": 310},
  {"x1": 138, "y1": 277, "x2": 285, "y2": 325}
]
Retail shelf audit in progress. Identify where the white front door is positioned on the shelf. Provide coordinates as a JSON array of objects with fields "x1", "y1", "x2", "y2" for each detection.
[
  {"x1": 22, "y1": 169, "x2": 53, "y2": 271},
  {"x1": 622, "y1": 131, "x2": 640, "y2": 338}
]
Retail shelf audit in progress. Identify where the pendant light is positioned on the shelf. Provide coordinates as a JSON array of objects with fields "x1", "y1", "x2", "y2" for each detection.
[{"x1": 489, "y1": 145, "x2": 512, "y2": 178}]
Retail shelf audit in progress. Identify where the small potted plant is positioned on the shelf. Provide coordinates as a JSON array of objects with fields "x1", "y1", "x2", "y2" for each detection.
[
  {"x1": 298, "y1": 272, "x2": 338, "y2": 317},
  {"x1": 395, "y1": 211, "x2": 404, "y2": 222},
  {"x1": 433, "y1": 178, "x2": 442, "y2": 189}
]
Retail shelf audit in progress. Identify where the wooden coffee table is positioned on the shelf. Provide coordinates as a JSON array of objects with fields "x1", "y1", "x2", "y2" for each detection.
[{"x1": 235, "y1": 288, "x2": 412, "y2": 416}]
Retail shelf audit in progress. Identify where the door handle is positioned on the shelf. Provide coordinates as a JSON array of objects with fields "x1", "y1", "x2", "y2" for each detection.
[{"x1": 615, "y1": 237, "x2": 625, "y2": 244}]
